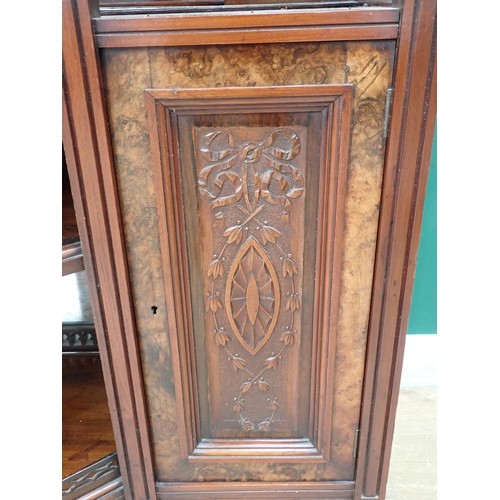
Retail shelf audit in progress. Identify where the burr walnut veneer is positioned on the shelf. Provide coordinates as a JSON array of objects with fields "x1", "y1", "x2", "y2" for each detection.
[{"x1": 62, "y1": 0, "x2": 436, "y2": 498}]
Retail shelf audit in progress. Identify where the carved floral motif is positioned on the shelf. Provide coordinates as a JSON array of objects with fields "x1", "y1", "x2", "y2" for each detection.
[{"x1": 200, "y1": 127, "x2": 303, "y2": 431}]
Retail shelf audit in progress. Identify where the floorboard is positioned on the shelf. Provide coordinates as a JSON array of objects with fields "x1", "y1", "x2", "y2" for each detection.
[{"x1": 62, "y1": 355, "x2": 116, "y2": 478}]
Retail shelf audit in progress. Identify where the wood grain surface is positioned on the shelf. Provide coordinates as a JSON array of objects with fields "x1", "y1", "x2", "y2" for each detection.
[
  {"x1": 101, "y1": 40, "x2": 395, "y2": 483},
  {"x1": 62, "y1": 356, "x2": 116, "y2": 478}
]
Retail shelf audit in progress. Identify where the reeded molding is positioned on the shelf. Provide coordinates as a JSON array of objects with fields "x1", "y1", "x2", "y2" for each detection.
[{"x1": 94, "y1": 7, "x2": 399, "y2": 47}]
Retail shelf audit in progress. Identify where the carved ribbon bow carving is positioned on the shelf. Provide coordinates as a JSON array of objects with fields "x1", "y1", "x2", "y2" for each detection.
[{"x1": 198, "y1": 128, "x2": 304, "y2": 211}]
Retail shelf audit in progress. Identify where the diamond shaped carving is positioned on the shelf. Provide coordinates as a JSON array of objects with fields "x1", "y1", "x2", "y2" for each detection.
[{"x1": 225, "y1": 237, "x2": 280, "y2": 355}]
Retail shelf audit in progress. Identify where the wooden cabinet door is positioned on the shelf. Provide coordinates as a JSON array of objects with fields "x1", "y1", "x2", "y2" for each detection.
[
  {"x1": 63, "y1": 1, "x2": 436, "y2": 498},
  {"x1": 101, "y1": 40, "x2": 393, "y2": 490}
]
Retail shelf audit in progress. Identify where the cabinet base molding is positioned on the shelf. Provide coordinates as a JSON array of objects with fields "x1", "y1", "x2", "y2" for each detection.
[
  {"x1": 189, "y1": 438, "x2": 326, "y2": 463},
  {"x1": 156, "y1": 481, "x2": 354, "y2": 498}
]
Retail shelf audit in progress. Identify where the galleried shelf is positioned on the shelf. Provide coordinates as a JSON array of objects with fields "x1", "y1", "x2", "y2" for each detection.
[{"x1": 62, "y1": 0, "x2": 436, "y2": 498}]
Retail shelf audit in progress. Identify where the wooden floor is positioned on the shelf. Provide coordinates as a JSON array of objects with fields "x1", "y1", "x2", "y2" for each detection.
[{"x1": 62, "y1": 355, "x2": 116, "y2": 478}]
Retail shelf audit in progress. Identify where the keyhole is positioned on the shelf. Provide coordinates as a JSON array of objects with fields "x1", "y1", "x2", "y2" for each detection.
[{"x1": 151, "y1": 306, "x2": 158, "y2": 317}]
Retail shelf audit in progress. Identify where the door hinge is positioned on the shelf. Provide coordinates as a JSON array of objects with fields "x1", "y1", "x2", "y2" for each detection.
[
  {"x1": 353, "y1": 429, "x2": 360, "y2": 459},
  {"x1": 382, "y1": 88, "x2": 394, "y2": 140}
]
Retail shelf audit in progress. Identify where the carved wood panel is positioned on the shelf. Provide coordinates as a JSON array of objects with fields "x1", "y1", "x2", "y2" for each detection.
[
  {"x1": 145, "y1": 85, "x2": 352, "y2": 467},
  {"x1": 196, "y1": 123, "x2": 306, "y2": 436}
]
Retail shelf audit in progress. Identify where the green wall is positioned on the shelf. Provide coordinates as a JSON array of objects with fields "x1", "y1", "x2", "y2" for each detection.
[{"x1": 407, "y1": 126, "x2": 437, "y2": 334}]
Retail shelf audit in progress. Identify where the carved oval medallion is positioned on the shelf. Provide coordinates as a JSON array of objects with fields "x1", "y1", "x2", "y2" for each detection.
[{"x1": 225, "y1": 237, "x2": 280, "y2": 355}]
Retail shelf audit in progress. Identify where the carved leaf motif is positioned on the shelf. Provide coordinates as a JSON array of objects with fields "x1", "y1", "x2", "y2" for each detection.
[
  {"x1": 282, "y1": 258, "x2": 298, "y2": 277},
  {"x1": 223, "y1": 225, "x2": 244, "y2": 245},
  {"x1": 207, "y1": 259, "x2": 225, "y2": 278},
  {"x1": 285, "y1": 294, "x2": 300, "y2": 312},
  {"x1": 257, "y1": 380, "x2": 270, "y2": 392},
  {"x1": 279, "y1": 331, "x2": 295, "y2": 346},
  {"x1": 231, "y1": 355, "x2": 247, "y2": 371},
  {"x1": 233, "y1": 401, "x2": 244, "y2": 413},
  {"x1": 214, "y1": 330, "x2": 230, "y2": 346},
  {"x1": 269, "y1": 399, "x2": 280, "y2": 412},
  {"x1": 264, "y1": 355, "x2": 279, "y2": 370},
  {"x1": 207, "y1": 295, "x2": 223, "y2": 313},
  {"x1": 240, "y1": 381, "x2": 253, "y2": 393},
  {"x1": 259, "y1": 225, "x2": 282, "y2": 245}
]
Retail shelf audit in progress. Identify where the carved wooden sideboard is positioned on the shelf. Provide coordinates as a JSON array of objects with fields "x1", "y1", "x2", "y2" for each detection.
[{"x1": 62, "y1": 0, "x2": 436, "y2": 498}]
